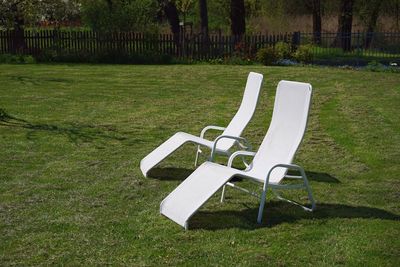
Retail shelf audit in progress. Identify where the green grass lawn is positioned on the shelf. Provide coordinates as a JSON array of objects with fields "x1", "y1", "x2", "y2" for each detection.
[{"x1": 0, "y1": 64, "x2": 399, "y2": 265}]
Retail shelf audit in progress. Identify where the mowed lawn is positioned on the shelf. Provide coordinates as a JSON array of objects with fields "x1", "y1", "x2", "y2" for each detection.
[{"x1": 0, "y1": 64, "x2": 399, "y2": 265}]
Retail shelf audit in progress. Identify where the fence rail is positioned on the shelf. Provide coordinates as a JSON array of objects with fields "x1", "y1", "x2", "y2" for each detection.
[{"x1": 0, "y1": 29, "x2": 399, "y2": 63}]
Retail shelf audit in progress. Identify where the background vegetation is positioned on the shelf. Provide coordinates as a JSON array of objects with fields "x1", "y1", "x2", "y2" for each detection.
[
  {"x1": 1, "y1": 0, "x2": 399, "y2": 34},
  {"x1": 1, "y1": 1, "x2": 399, "y2": 66}
]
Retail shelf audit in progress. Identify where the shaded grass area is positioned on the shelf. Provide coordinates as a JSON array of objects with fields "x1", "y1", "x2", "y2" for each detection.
[
  {"x1": 0, "y1": 64, "x2": 399, "y2": 265},
  {"x1": 311, "y1": 47, "x2": 400, "y2": 66}
]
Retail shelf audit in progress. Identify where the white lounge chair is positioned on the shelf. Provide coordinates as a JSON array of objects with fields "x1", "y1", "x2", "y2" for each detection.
[
  {"x1": 140, "y1": 72, "x2": 264, "y2": 177},
  {"x1": 160, "y1": 80, "x2": 316, "y2": 230}
]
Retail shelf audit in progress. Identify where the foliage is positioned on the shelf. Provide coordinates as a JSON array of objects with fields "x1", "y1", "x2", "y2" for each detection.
[
  {"x1": 0, "y1": 53, "x2": 35, "y2": 64},
  {"x1": 0, "y1": 0, "x2": 41, "y2": 28},
  {"x1": 81, "y1": 0, "x2": 158, "y2": 32},
  {"x1": 205, "y1": 56, "x2": 253, "y2": 65},
  {"x1": 256, "y1": 46, "x2": 277, "y2": 65},
  {"x1": 365, "y1": 60, "x2": 384, "y2": 71},
  {"x1": 33, "y1": 48, "x2": 173, "y2": 64},
  {"x1": 178, "y1": 0, "x2": 262, "y2": 34},
  {"x1": 0, "y1": 0, "x2": 80, "y2": 28},
  {"x1": 256, "y1": 42, "x2": 293, "y2": 66},
  {"x1": 174, "y1": 0, "x2": 195, "y2": 17},
  {"x1": 244, "y1": 0, "x2": 263, "y2": 19},
  {"x1": 40, "y1": 0, "x2": 81, "y2": 25},
  {"x1": 198, "y1": 0, "x2": 230, "y2": 32},
  {"x1": 274, "y1": 41, "x2": 292, "y2": 59},
  {"x1": 293, "y1": 44, "x2": 313, "y2": 63},
  {"x1": 365, "y1": 60, "x2": 400, "y2": 73}
]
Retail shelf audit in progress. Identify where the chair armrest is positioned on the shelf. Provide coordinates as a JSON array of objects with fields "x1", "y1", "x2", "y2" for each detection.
[
  {"x1": 200, "y1": 125, "x2": 226, "y2": 139},
  {"x1": 265, "y1": 163, "x2": 306, "y2": 186},
  {"x1": 228, "y1": 150, "x2": 257, "y2": 167},
  {"x1": 210, "y1": 135, "x2": 250, "y2": 161},
  {"x1": 269, "y1": 163, "x2": 303, "y2": 171}
]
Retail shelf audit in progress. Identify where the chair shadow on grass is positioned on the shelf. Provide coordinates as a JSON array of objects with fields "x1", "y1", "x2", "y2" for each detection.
[
  {"x1": 147, "y1": 167, "x2": 195, "y2": 180},
  {"x1": 0, "y1": 108, "x2": 126, "y2": 144},
  {"x1": 190, "y1": 201, "x2": 400, "y2": 230},
  {"x1": 147, "y1": 167, "x2": 341, "y2": 184},
  {"x1": 150, "y1": 167, "x2": 398, "y2": 230}
]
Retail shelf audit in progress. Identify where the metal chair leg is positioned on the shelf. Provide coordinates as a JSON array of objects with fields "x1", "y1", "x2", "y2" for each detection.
[
  {"x1": 257, "y1": 188, "x2": 268, "y2": 224},
  {"x1": 303, "y1": 179, "x2": 316, "y2": 211},
  {"x1": 194, "y1": 146, "x2": 201, "y2": 167},
  {"x1": 220, "y1": 185, "x2": 227, "y2": 203},
  {"x1": 300, "y1": 169, "x2": 316, "y2": 211}
]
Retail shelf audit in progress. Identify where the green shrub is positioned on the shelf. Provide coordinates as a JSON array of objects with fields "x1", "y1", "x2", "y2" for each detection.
[
  {"x1": 293, "y1": 44, "x2": 313, "y2": 63},
  {"x1": 256, "y1": 42, "x2": 293, "y2": 66},
  {"x1": 365, "y1": 60, "x2": 400, "y2": 73},
  {"x1": 0, "y1": 54, "x2": 36, "y2": 64},
  {"x1": 207, "y1": 58, "x2": 224, "y2": 64},
  {"x1": 200, "y1": 56, "x2": 254, "y2": 65},
  {"x1": 225, "y1": 56, "x2": 254, "y2": 65},
  {"x1": 24, "y1": 55, "x2": 36, "y2": 64},
  {"x1": 0, "y1": 54, "x2": 16, "y2": 63},
  {"x1": 365, "y1": 60, "x2": 384, "y2": 72},
  {"x1": 274, "y1": 41, "x2": 292, "y2": 60},
  {"x1": 34, "y1": 49, "x2": 173, "y2": 64},
  {"x1": 256, "y1": 46, "x2": 277, "y2": 66}
]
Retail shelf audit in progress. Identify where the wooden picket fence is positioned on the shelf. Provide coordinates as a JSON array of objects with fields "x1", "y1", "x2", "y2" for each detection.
[
  {"x1": 0, "y1": 29, "x2": 399, "y2": 61},
  {"x1": 0, "y1": 29, "x2": 298, "y2": 59}
]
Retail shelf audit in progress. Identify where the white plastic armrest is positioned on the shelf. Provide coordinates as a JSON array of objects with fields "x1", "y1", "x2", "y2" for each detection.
[
  {"x1": 200, "y1": 125, "x2": 226, "y2": 139},
  {"x1": 210, "y1": 135, "x2": 250, "y2": 160},
  {"x1": 228, "y1": 150, "x2": 257, "y2": 167},
  {"x1": 266, "y1": 163, "x2": 306, "y2": 186}
]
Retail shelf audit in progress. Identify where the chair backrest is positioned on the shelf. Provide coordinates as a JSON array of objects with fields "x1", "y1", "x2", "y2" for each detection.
[
  {"x1": 216, "y1": 72, "x2": 263, "y2": 151},
  {"x1": 248, "y1": 80, "x2": 312, "y2": 184}
]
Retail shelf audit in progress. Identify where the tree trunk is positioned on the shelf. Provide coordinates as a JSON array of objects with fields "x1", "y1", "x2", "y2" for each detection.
[
  {"x1": 199, "y1": 0, "x2": 209, "y2": 37},
  {"x1": 230, "y1": 0, "x2": 245, "y2": 36},
  {"x1": 158, "y1": 0, "x2": 180, "y2": 46},
  {"x1": 335, "y1": 0, "x2": 354, "y2": 51},
  {"x1": 10, "y1": 2, "x2": 25, "y2": 53},
  {"x1": 311, "y1": 0, "x2": 321, "y2": 45},
  {"x1": 396, "y1": 0, "x2": 399, "y2": 31},
  {"x1": 198, "y1": 0, "x2": 209, "y2": 55},
  {"x1": 365, "y1": 0, "x2": 382, "y2": 48}
]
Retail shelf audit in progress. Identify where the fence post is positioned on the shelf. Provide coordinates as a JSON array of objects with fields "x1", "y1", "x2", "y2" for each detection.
[
  {"x1": 292, "y1": 31, "x2": 301, "y2": 50},
  {"x1": 53, "y1": 28, "x2": 59, "y2": 55}
]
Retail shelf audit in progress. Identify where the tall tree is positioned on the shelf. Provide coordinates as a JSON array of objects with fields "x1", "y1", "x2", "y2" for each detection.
[
  {"x1": 198, "y1": 0, "x2": 209, "y2": 37},
  {"x1": 396, "y1": 0, "x2": 400, "y2": 30},
  {"x1": 198, "y1": 0, "x2": 209, "y2": 53},
  {"x1": 230, "y1": 0, "x2": 245, "y2": 36},
  {"x1": 359, "y1": 0, "x2": 382, "y2": 48},
  {"x1": 305, "y1": 0, "x2": 322, "y2": 44},
  {"x1": 10, "y1": 1, "x2": 25, "y2": 53},
  {"x1": 335, "y1": 0, "x2": 355, "y2": 51},
  {"x1": 158, "y1": 0, "x2": 180, "y2": 44}
]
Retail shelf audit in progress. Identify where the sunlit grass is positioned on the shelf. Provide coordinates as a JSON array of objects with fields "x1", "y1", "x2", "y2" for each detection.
[{"x1": 0, "y1": 64, "x2": 399, "y2": 265}]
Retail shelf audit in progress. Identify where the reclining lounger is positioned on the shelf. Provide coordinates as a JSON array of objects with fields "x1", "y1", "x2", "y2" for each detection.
[
  {"x1": 160, "y1": 80, "x2": 316, "y2": 229},
  {"x1": 140, "y1": 72, "x2": 264, "y2": 177}
]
